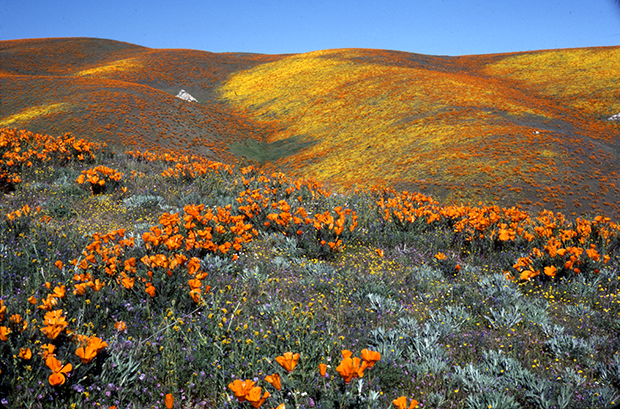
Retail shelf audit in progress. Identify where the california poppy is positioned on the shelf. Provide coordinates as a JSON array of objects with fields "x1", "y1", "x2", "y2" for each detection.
[
  {"x1": 392, "y1": 396, "x2": 419, "y2": 409},
  {"x1": 246, "y1": 386, "x2": 270, "y2": 408},
  {"x1": 164, "y1": 393, "x2": 174, "y2": 409},
  {"x1": 265, "y1": 373, "x2": 281, "y2": 390},
  {"x1": 228, "y1": 379, "x2": 255, "y2": 402},
  {"x1": 336, "y1": 357, "x2": 367, "y2": 384},
  {"x1": 360, "y1": 349, "x2": 381, "y2": 369},
  {"x1": 46, "y1": 356, "x2": 72, "y2": 386},
  {"x1": 319, "y1": 363, "x2": 327, "y2": 377},
  {"x1": 275, "y1": 352, "x2": 299, "y2": 373},
  {"x1": 19, "y1": 347, "x2": 32, "y2": 360}
]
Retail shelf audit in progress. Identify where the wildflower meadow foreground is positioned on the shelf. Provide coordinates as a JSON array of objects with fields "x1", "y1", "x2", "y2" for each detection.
[{"x1": 1, "y1": 128, "x2": 619, "y2": 409}]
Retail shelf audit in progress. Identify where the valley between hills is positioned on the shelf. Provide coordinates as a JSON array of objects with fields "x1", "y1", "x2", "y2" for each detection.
[{"x1": 2, "y1": 37, "x2": 620, "y2": 219}]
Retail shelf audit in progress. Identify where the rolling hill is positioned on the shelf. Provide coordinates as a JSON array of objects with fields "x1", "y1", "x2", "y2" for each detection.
[{"x1": 2, "y1": 37, "x2": 619, "y2": 219}]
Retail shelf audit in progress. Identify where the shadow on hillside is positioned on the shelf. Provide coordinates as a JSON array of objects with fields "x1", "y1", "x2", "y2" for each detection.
[{"x1": 229, "y1": 134, "x2": 316, "y2": 164}]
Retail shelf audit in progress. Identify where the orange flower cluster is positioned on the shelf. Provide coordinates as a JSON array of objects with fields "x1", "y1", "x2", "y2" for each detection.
[
  {"x1": 377, "y1": 188, "x2": 619, "y2": 281},
  {"x1": 228, "y1": 379, "x2": 271, "y2": 408},
  {"x1": 5, "y1": 204, "x2": 44, "y2": 222},
  {"x1": 76, "y1": 165, "x2": 123, "y2": 194},
  {"x1": 46, "y1": 356, "x2": 72, "y2": 386},
  {"x1": 275, "y1": 351, "x2": 300, "y2": 373},
  {"x1": 510, "y1": 214, "x2": 614, "y2": 280},
  {"x1": 235, "y1": 179, "x2": 358, "y2": 252},
  {"x1": 75, "y1": 335, "x2": 108, "y2": 363},
  {"x1": 68, "y1": 217, "x2": 218, "y2": 303},
  {"x1": 335, "y1": 349, "x2": 381, "y2": 384},
  {"x1": 392, "y1": 396, "x2": 419, "y2": 409},
  {"x1": 227, "y1": 349, "x2": 381, "y2": 408},
  {"x1": 1, "y1": 128, "x2": 103, "y2": 192},
  {"x1": 40, "y1": 309, "x2": 69, "y2": 340}
]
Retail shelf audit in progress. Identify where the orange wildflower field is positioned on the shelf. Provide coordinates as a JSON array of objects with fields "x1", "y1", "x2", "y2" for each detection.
[{"x1": 1, "y1": 37, "x2": 619, "y2": 219}]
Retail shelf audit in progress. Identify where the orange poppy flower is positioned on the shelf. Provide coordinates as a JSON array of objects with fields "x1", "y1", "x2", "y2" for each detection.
[
  {"x1": 37, "y1": 294, "x2": 59, "y2": 311},
  {"x1": 246, "y1": 386, "x2": 270, "y2": 408},
  {"x1": 319, "y1": 363, "x2": 327, "y2": 377},
  {"x1": 145, "y1": 283, "x2": 156, "y2": 298},
  {"x1": 392, "y1": 396, "x2": 419, "y2": 409},
  {"x1": 265, "y1": 373, "x2": 281, "y2": 390},
  {"x1": 51, "y1": 285, "x2": 66, "y2": 299},
  {"x1": 435, "y1": 252, "x2": 447, "y2": 261},
  {"x1": 543, "y1": 265, "x2": 557, "y2": 277},
  {"x1": 76, "y1": 336, "x2": 108, "y2": 363},
  {"x1": 336, "y1": 357, "x2": 367, "y2": 384},
  {"x1": 40, "y1": 343, "x2": 55, "y2": 359},
  {"x1": 360, "y1": 349, "x2": 381, "y2": 369},
  {"x1": 190, "y1": 288, "x2": 202, "y2": 303},
  {"x1": 164, "y1": 393, "x2": 174, "y2": 409},
  {"x1": 87, "y1": 279, "x2": 105, "y2": 292},
  {"x1": 19, "y1": 347, "x2": 32, "y2": 360},
  {"x1": 115, "y1": 321, "x2": 127, "y2": 332},
  {"x1": 275, "y1": 352, "x2": 300, "y2": 373},
  {"x1": 228, "y1": 379, "x2": 256, "y2": 402},
  {"x1": 46, "y1": 356, "x2": 72, "y2": 386},
  {"x1": 41, "y1": 310, "x2": 69, "y2": 339}
]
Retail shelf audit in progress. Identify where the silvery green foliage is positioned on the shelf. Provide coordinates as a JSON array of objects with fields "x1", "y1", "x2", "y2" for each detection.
[
  {"x1": 464, "y1": 390, "x2": 521, "y2": 409},
  {"x1": 429, "y1": 305, "x2": 472, "y2": 333},
  {"x1": 523, "y1": 378, "x2": 557, "y2": 409},
  {"x1": 477, "y1": 273, "x2": 522, "y2": 307},
  {"x1": 540, "y1": 323, "x2": 566, "y2": 338},
  {"x1": 122, "y1": 194, "x2": 165, "y2": 210},
  {"x1": 240, "y1": 266, "x2": 269, "y2": 283},
  {"x1": 271, "y1": 256, "x2": 291, "y2": 270},
  {"x1": 417, "y1": 356, "x2": 449, "y2": 376},
  {"x1": 452, "y1": 363, "x2": 496, "y2": 393},
  {"x1": 562, "y1": 367, "x2": 586, "y2": 387},
  {"x1": 367, "y1": 326, "x2": 406, "y2": 359},
  {"x1": 558, "y1": 273, "x2": 599, "y2": 299},
  {"x1": 212, "y1": 195, "x2": 237, "y2": 209},
  {"x1": 523, "y1": 298, "x2": 551, "y2": 327},
  {"x1": 100, "y1": 344, "x2": 141, "y2": 392},
  {"x1": 585, "y1": 385, "x2": 620, "y2": 409},
  {"x1": 406, "y1": 331, "x2": 443, "y2": 360},
  {"x1": 303, "y1": 259, "x2": 337, "y2": 278},
  {"x1": 480, "y1": 349, "x2": 534, "y2": 388},
  {"x1": 53, "y1": 173, "x2": 76, "y2": 188},
  {"x1": 412, "y1": 264, "x2": 443, "y2": 282},
  {"x1": 593, "y1": 353, "x2": 620, "y2": 386},
  {"x1": 260, "y1": 231, "x2": 304, "y2": 257},
  {"x1": 200, "y1": 253, "x2": 235, "y2": 276},
  {"x1": 366, "y1": 293, "x2": 405, "y2": 315},
  {"x1": 404, "y1": 327, "x2": 448, "y2": 376},
  {"x1": 124, "y1": 231, "x2": 144, "y2": 248},
  {"x1": 483, "y1": 305, "x2": 523, "y2": 329},
  {"x1": 544, "y1": 333, "x2": 600, "y2": 361},
  {"x1": 397, "y1": 316, "x2": 419, "y2": 333},
  {"x1": 425, "y1": 391, "x2": 448, "y2": 408},
  {"x1": 565, "y1": 303, "x2": 593, "y2": 319},
  {"x1": 256, "y1": 296, "x2": 283, "y2": 318}
]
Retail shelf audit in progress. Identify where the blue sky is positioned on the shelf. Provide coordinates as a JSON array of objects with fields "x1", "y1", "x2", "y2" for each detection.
[{"x1": 2, "y1": 0, "x2": 620, "y2": 56}]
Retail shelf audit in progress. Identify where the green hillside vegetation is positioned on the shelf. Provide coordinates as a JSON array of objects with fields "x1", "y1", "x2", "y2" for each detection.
[{"x1": 0, "y1": 127, "x2": 619, "y2": 408}]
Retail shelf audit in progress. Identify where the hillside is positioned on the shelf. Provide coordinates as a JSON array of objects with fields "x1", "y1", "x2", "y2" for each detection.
[{"x1": 2, "y1": 37, "x2": 620, "y2": 219}]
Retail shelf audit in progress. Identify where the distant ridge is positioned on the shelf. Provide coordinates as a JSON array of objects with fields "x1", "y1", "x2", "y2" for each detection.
[{"x1": 1, "y1": 37, "x2": 619, "y2": 219}]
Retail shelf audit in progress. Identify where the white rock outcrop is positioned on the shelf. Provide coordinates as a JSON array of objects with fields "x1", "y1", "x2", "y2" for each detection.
[
  {"x1": 176, "y1": 89, "x2": 198, "y2": 103},
  {"x1": 608, "y1": 112, "x2": 620, "y2": 121}
]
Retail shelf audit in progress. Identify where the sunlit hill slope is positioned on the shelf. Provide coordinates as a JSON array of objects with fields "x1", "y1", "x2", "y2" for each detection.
[{"x1": 2, "y1": 37, "x2": 620, "y2": 219}]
